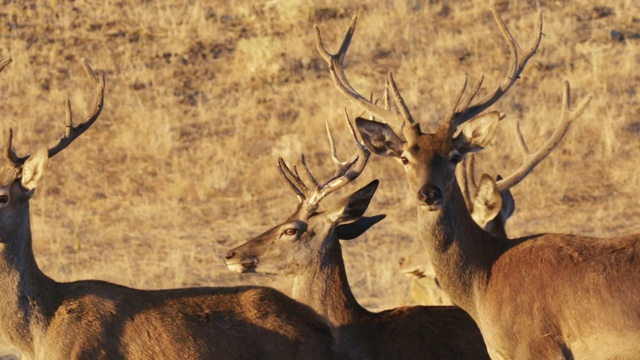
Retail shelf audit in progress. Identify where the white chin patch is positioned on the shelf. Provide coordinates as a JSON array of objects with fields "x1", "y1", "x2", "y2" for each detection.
[
  {"x1": 420, "y1": 203, "x2": 442, "y2": 211},
  {"x1": 226, "y1": 263, "x2": 248, "y2": 273}
]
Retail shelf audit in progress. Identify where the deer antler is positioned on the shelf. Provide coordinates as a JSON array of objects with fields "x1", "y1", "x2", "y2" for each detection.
[
  {"x1": 457, "y1": 154, "x2": 479, "y2": 211},
  {"x1": 316, "y1": 8, "x2": 543, "y2": 140},
  {"x1": 494, "y1": 81, "x2": 591, "y2": 192},
  {"x1": 0, "y1": 58, "x2": 12, "y2": 73},
  {"x1": 0, "y1": 59, "x2": 20, "y2": 165},
  {"x1": 5, "y1": 58, "x2": 105, "y2": 166},
  {"x1": 47, "y1": 58, "x2": 106, "y2": 159},
  {"x1": 443, "y1": 7, "x2": 543, "y2": 133},
  {"x1": 278, "y1": 110, "x2": 370, "y2": 211},
  {"x1": 315, "y1": 16, "x2": 420, "y2": 140}
]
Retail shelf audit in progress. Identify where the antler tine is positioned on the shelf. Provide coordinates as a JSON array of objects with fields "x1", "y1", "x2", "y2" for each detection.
[
  {"x1": 495, "y1": 81, "x2": 592, "y2": 192},
  {"x1": 457, "y1": 154, "x2": 479, "y2": 211},
  {"x1": 278, "y1": 157, "x2": 311, "y2": 202},
  {"x1": 383, "y1": 79, "x2": 391, "y2": 112},
  {"x1": 346, "y1": 109, "x2": 371, "y2": 168},
  {"x1": 307, "y1": 111, "x2": 371, "y2": 205},
  {"x1": 387, "y1": 72, "x2": 417, "y2": 128},
  {"x1": 0, "y1": 58, "x2": 12, "y2": 74},
  {"x1": 0, "y1": 59, "x2": 19, "y2": 165},
  {"x1": 47, "y1": 58, "x2": 106, "y2": 159},
  {"x1": 451, "y1": 7, "x2": 543, "y2": 127},
  {"x1": 315, "y1": 16, "x2": 407, "y2": 129},
  {"x1": 457, "y1": 156, "x2": 472, "y2": 211},
  {"x1": 4, "y1": 129, "x2": 21, "y2": 164},
  {"x1": 300, "y1": 154, "x2": 320, "y2": 188},
  {"x1": 326, "y1": 120, "x2": 343, "y2": 168}
]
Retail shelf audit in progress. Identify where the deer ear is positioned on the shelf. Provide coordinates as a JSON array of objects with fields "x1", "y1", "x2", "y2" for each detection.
[
  {"x1": 326, "y1": 180, "x2": 379, "y2": 224},
  {"x1": 21, "y1": 148, "x2": 49, "y2": 191},
  {"x1": 356, "y1": 117, "x2": 405, "y2": 158},
  {"x1": 470, "y1": 174, "x2": 502, "y2": 228},
  {"x1": 452, "y1": 111, "x2": 502, "y2": 154},
  {"x1": 335, "y1": 214, "x2": 385, "y2": 240}
]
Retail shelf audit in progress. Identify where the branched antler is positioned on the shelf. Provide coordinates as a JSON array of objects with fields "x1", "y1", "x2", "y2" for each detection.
[
  {"x1": 5, "y1": 58, "x2": 106, "y2": 166},
  {"x1": 315, "y1": 16, "x2": 417, "y2": 139},
  {"x1": 316, "y1": 7, "x2": 543, "y2": 140},
  {"x1": 278, "y1": 110, "x2": 370, "y2": 212},
  {"x1": 495, "y1": 81, "x2": 592, "y2": 191},
  {"x1": 444, "y1": 7, "x2": 543, "y2": 132}
]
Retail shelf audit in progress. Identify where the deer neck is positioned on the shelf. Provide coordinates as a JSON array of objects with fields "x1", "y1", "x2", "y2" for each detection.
[
  {"x1": 0, "y1": 203, "x2": 54, "y2": 355},
  {"x1": 417, "y1": 179, "x2": 506, "y2": 319},
  {"x1": 291, "y1": 235, "x2": 369, "y2": 326}
]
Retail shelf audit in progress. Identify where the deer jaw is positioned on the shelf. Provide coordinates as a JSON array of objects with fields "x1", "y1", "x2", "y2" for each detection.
[{"x1": 225, "y1": 219, "x2": 319, "y2": 277}]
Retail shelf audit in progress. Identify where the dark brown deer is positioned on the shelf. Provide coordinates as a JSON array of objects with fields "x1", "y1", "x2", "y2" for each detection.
[
  {"x1": 224, "y1": 115, "x2": 490, "y2": 360},
  {"x1": 313, "y1": 8, "x2": 633, "y2": 359},
  {"x1": 0, "y1": 58, "x2": 335, "y2": 360}
]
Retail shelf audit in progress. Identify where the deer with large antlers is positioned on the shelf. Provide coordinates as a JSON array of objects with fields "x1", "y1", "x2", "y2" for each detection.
[
  {"x1": 399, "y1": 155, "x2": 517, "y2": 305},
  {"x1": 0, "y1": 59, "x2": 336, "y2": 360},
  {"x1": 224, "y1": 115, "x2": 490, "y2": 360},
  {"x1": 313, "y1": 8, "x2": 639, "y2": 359}
]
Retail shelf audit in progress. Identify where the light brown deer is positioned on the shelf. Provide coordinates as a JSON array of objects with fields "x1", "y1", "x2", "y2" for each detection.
[
  {"x1": 224, "y1": 116, "x2": 490, "y2": 360},
  {"x1": 0, "y1": 58, "x2": 335, "y2": 360},
  {"x1": 399, "y1": 155, "x2": 516, "y2": 305},
  {"x1": 314, "y1": 8, "x2": 640, "y2": 360}
]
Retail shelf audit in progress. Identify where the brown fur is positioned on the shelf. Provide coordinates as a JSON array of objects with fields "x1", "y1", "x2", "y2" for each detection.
[
  {"x1": 225, "y1": 182, "x2": 490, "y2": 360},
  {"x1": 357, "y1": 108, "x2": 638, "y2": 359},
  {"x1": 317, "y1": 8, "x2": 611, "y2": 357},
  {"x1": 0, "y1": 138, "x2": 335, "y2": 360}
]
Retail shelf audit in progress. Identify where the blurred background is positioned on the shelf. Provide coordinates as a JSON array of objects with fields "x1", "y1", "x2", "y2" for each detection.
[{"x1": 0, "y1": 0, "x2": 638, "y2": 357}]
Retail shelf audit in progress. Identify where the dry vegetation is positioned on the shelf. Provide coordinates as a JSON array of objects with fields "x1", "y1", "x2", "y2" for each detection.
[{"x1": 0, "y1": 0, "x2": 638, "y2": 357}]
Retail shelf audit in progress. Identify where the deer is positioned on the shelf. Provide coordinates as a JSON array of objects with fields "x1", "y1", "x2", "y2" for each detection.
[
  {"x1": 0, "y1": 58, "x2": 336, "y2": 360},
  {"x1": 314, "y1": 8, "x2": 640, "y2": 360},
  {"x1": 224, "y1": 114, "x2": 490, "y2": 360},
  {"x1": 399, "y1": 154, "x2": 516, "y2": 305}
]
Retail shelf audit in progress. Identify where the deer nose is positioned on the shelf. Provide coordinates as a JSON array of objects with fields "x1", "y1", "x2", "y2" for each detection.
[
  {"x1": 418, "y1": 184, "x2": 442, "y2": 205},
  {"x1": 224, "y1": 251, "x2": 236, "y2": 260}
]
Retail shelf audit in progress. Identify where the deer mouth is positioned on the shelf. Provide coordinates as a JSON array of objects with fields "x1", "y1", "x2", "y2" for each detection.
[
  {"x1": 224, "y1": 257, "x2": 258, "y2": 273},
  {"x1": 418, "y1": 202, "x2": 442, "y2": 211}
]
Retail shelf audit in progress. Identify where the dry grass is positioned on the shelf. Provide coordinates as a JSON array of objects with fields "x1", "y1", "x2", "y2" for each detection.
[{"x1": 0, "y1": 0, "x2": 638, "y2": 356}]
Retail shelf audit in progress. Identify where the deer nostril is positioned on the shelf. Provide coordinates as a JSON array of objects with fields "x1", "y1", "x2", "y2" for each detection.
[
  {"x1": 224, "y1": 251, "x2": 236, "y2": 260},
  {"x1": 418, "y1": 185, "x2": 442, "y2": 205}
]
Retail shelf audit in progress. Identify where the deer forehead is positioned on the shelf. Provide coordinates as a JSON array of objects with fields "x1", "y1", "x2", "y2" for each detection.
[
  {"x1": 0, "y1": 162, "x2": 19, "y2": 187},
  {"x1": 405, "y1": 133, "x2": 453, "y2": 161}
]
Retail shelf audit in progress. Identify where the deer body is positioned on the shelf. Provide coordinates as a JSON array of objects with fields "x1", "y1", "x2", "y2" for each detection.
[
  {"x1": 225, "y1": 126, "x2": 490, "y2": 359},
  {"x1": 289, "y1": 228, "x2": 489, "y2": 360},
  {"x1": 312, "y1": 7, "x2": 637, "y2": 358},
  {"x1": 0, "y1": 59, "x2": 335, "y2": 360},
  {"x1": 418, "y1": 184, "x2": 640, "y2": 359},
  {"x1": 399, "y1": 159, "x2": 515, "y2": 305}
]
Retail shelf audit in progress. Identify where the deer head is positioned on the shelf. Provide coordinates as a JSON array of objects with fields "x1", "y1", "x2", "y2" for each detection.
[
  {"x1": 0, "y1": 58, "x2": 105, "y2": 241},
  {"x1": 225, "y1": 112, "x2": 382, "y2": 276},
  {"x1": 314, "y1": 7, "x2": 553, "y2": 210}
]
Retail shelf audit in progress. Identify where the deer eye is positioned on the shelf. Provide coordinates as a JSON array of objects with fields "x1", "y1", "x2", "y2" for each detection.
[
  {"x1": 400, "y1": 156, "x2": 409, "y2": 165},
  {"x1": 0, "y1": 195, "x2": 7, "y2": 204},
  {"x1": 283, "y1": 228, "x2": 297, "y2": 236}
]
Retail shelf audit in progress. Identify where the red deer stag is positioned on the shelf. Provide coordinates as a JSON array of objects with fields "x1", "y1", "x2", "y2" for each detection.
[
  {"x1": 0, "y1": 58, "x2": 335, "y2": 360},
  {"x1": 224, "y1": 114, "x2": 490, "y2": 360},
  {"x1": 314, "y1": 8, "x2": 629, "y2": 360},
  {"x1": 399, "y1": 155, "x2": 516, "y2": 305}
]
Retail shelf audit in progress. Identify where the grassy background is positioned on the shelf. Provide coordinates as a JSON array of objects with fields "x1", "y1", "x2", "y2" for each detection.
[{"x1": 0, "y1": 0, "x2": 638, "y2": 357}]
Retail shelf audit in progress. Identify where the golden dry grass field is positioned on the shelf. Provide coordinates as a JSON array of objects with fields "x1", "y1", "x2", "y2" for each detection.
[{"x1": 0, "y1": 0, "x2": 638, "y2": 357}]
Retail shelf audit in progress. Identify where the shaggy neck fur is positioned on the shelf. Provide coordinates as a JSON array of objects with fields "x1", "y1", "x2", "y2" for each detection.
[{"x1": 417, "y1": 179, "x2": 509, "y2": 320}]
